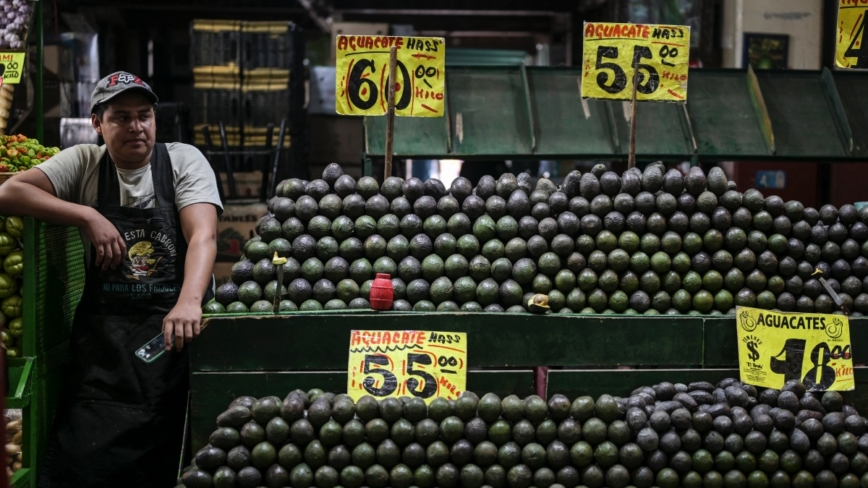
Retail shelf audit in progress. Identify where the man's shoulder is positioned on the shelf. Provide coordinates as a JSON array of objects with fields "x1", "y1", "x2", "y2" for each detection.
[
  {"x1": 55, "y1": 143, "x2": 105, "y2": 162},
  {"x1": 165, "y1": 142, "x2": 205, "y2": 159}
]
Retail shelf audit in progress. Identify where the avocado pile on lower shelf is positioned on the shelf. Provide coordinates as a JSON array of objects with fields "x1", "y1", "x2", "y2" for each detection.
[
  {"x1": 179, "y1": 380, "x2": 868, "y2": 488},
  {"x1": 205, "y1": 163, "x2": 868, "y2": 314}
]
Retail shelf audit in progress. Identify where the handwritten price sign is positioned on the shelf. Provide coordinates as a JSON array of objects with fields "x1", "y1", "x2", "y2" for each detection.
[
  {"x1": 736, "y1": 307, "x2": 854, "y2": 392},
  {"x1": 836, "y1": 1, "x2": 868, "y2": 68},
  {"x1": 335, "y1": 35, "x2": 446, "y2": 117},
  {"x1": 347, "y1": 330, "x2": 467, "y2": 403},
  {"x1": 581, "y1": 22, "x2": 690, "y2": 102},
  {"x1": 0, "y1": 53, "x2": 25, "y2": 85}
]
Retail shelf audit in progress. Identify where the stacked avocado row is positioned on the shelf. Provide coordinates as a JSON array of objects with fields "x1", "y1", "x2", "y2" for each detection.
[
  {"x1": 180, "y1": 381, "x2": 868, "y2": 488},
  {"x1": 205, "y1": 163, "x2": 868, "y2": 315}
]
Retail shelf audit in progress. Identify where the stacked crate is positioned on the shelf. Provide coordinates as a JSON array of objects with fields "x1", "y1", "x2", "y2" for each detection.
[
  {"x1": 191, "y1": 20, "x2": 242, "y2": 147},
  {"x1": 191, "y1": 20, "x2": 299, "y2": 150},
  {"x1": 240, "y1": 22, "x2": 294, "y2": 149}
]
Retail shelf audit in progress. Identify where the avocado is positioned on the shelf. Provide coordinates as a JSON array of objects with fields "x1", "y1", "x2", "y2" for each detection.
[
  {"x1": 306, "y1": 179, "x2": 330, "y2": 201},
  {"x1": 580, "y1": 173, "x2": 601, "y2": 200},
  {"x1": 562, "y1": 170, "x2": 582, "y2": 198},
  {"x1": 596, "y1": 171, "x2": 620, "y2": 196},
  {"x1": 641, "y1": 165, "x2": 664, "y2": 193},
  {"x1": 707, "y1": 167, "x2": 728, "y2": 196},
  {"x1": 684, "y1": 166, "x2": 707, "y2": 196}
]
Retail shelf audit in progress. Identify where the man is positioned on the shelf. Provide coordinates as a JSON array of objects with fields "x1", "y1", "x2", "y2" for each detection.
[{"x1": 0, "y1": 71, "x2": 222, "y2": 487}]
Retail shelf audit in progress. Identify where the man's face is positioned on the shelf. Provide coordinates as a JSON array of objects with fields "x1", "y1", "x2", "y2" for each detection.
[{"x1": 91, "y1": 91, "x2": 156, "y2": 166}]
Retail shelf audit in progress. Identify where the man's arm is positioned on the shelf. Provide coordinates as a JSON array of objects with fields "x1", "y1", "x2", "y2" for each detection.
[
  {"x1": 0, "y1": 170, "x2": 125, "y2": 270},
  {"x1": 163, "y1": 202, "x2": 217, "y2": 351}
]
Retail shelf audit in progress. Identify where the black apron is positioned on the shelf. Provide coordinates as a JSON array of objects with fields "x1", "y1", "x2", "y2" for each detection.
[{"x1": 40, "y1": 143, "x2": 210, "y2": 488}]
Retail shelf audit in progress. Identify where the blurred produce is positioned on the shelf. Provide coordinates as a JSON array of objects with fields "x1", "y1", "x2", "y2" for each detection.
[
  {"x1": 0, "y1": 135, "x2": 59, "y2": 173},
  {"x1": 5, "y1": 410, "x2": 20, "y2": 479},
  {"x1": 0, "y1": 215, "x2": 22, "y2": 357}
]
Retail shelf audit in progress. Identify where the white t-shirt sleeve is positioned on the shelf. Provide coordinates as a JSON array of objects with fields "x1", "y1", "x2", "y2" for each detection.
[
  {"x1": 35, "y1": 145, "x2": 101, "y2": 204},
  {"x1": 168, "y1": 143, "x2": 224, "y2": 215}
]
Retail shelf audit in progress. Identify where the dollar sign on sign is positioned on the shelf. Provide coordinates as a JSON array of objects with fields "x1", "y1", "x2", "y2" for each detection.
[{"x1": 747, "y1": 341, "x2": 761, "y2": 362}]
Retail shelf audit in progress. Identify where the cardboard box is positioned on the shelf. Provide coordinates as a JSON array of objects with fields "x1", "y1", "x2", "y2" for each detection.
[{"x1": 216, "y1": 201, "x2": 267, "y2": 262}]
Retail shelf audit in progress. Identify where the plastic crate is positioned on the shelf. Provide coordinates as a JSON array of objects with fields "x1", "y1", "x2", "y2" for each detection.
[
  {"x1": 242, "y1": 84, "x2": 289, "y2": 129},
  {"x1": 191, "y1": 20, "x2": 240, "y2": 67},
  {"x1": 192, "y1": 81, "x2": 241, "y2": 130},
  {"x1": 240, "y1": 21, "x2": 297, "y2": 70}
]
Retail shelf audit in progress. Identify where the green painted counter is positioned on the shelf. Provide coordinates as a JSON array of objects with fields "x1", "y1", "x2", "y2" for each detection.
[{"x1": 189, "y1": 313, "x2": 868, "y2": 451}]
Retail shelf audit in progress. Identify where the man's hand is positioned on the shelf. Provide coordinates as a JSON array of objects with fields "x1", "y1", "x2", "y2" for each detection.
[
  {"x1": 83, "y1": 208, "x2": 126, "y2": 270},
  {"x1": 163, "y1": 301, "x2": 202, "y2": 351}
]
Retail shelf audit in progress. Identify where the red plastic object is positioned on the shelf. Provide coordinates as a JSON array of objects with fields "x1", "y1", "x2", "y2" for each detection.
[{"x1": 370, "y1": 273, "x2": 394, "y2": 310}]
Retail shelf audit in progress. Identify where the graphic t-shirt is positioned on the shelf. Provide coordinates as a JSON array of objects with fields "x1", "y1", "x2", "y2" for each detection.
[{"x1": 37, "y1": 142, "x2": 223, "y2": 265}]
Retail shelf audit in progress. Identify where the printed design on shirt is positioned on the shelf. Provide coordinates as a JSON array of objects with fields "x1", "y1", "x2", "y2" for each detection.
[
  {"x1": 127, "y1": 241, "x2": 160, "y2": 280},
  {"x1": 125, "y1": 192, "x2": 155, "y2": 209},
  {"x1": 121, "y1": 228, "x2": 178, "y2": 281}
]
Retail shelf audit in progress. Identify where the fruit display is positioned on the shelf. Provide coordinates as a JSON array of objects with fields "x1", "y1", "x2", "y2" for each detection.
[
  {"x1": 0, "y1": 0, "x2": 33, "y2": 50},
  {"x1": 0, "y1": 134, "x2": 59, "y2": 173},
  {"x1": 205, "y1": 162, "x2": 868, "y2": 315},
  {"x1": 0, "y1": 85, "x2": 13, "y2": 134},
  {"x1": 5, "y1": 410, "x2": 21, "y2": 478},
  {"x1": 178, "y1": 380, "x2": 868, "y2": 488},
  {"x1": 0, "y1": 215, "x2": 23, "y2": 357}
]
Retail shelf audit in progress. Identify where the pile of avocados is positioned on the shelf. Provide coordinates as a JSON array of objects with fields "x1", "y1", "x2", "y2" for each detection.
[
  {"x1": 180, "y1": 380, "x2": 868, "y2": 488},
  {"x1": 205, "y1": 162, "x2": 868, "y2": 314}
]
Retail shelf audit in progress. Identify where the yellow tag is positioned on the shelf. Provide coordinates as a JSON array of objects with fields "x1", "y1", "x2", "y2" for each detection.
[
  {"x1": 836, "y1": 1, "x2": 868, "y2": 69},
  {"x1": 348, "y1": 330, "x2": 467, "y2": 403},
  {"x1": 581, "y1": 22, "x2": 690, "y2": 102},
  {"x1": 335, "y1": 35, "x2": 445, "y2": 117},
  {"x1": 736, "y1": 306, "x2": 854, "y2": 391},
  {"x1": 0, "y1": 53, "x2": 25, "y2": 85}
]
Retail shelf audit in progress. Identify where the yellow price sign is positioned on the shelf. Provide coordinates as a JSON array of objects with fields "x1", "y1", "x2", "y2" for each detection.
[
  {"x1": 0, "y1": 53, "x2": 25, "y2": 85},
  {"x1": 348, "y1": 330, "x2": 467, "y2": 403},
  {"x1": 581, "y1": 22, "x2": 690, "y2": 102},
  {"x1": 836, "y1": 1, "x2": 868, "y2": 68},
  {"x1": 736, "y1": 307, "x2": 854, "y2": 391},
  {"x1": 335, "y1": 35, "x2": 445, "y2": 117}
]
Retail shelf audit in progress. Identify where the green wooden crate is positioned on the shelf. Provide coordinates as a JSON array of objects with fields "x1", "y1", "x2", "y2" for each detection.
[{"x1": 189, "y1": 313, "x2": 868, "y2": 451}]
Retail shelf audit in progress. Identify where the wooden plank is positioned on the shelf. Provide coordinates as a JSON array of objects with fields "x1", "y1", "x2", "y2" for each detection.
[
  {"x1": 192, "y1": 314, "x2": 705, "y2": 371},
  {"x1": 190, "y1": 369, "x2": 534, "y2": 451},
  {"x1": 702, "y1": 316, "x2": 739, "y2": 367},
  {"x1": 547, "y1": 368, "x2": 740, "y2": 400}
]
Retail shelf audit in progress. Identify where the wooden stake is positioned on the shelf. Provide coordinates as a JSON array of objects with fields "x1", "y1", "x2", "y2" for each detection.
[
  {"x1": 628, "y1": 60, "x2": 640, "y2": 169},
  {"x1": 384, "y1": 46, "x2": 398, "y2": 179}
]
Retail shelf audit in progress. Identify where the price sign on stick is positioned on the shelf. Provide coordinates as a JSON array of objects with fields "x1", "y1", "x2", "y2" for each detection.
[
  {"x1": 581, "y1": 22, "x2": 690, "y2": 102},
  {"x1": 836, "y1": 1, "x2": 868, "y2": 69},
  {"x1": 335, "y1": 35, "x2": 446, "y2": 117},
  {"x1": 736, "y1": 306, "x2": 854, "y2": 391},
  {"x1": 0, "y1": 53, "x2": 25, "y2": 85},
  {"x1": 348, "y1": 330, "x2": 467, "y2": 403}
]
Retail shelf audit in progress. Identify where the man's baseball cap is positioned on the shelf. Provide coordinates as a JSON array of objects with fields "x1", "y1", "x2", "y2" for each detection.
[{"x1": 91, "y1": 71, "x2": 159, "y2": 110}]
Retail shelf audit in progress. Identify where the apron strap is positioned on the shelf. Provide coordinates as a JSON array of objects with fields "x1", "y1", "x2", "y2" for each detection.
[
  {"x1": 151, "y1": 143, "x2": 175, "y2": 208},
  {"x1": 97, "y1": 143, "x2": 175, "y2": 208}
]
